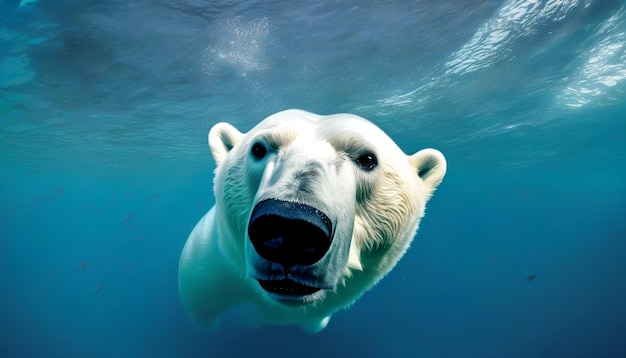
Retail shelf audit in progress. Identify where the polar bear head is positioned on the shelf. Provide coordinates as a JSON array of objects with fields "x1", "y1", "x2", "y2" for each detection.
[{"x1": 208, "y1": 109, "x2": 446, "y2": 306}]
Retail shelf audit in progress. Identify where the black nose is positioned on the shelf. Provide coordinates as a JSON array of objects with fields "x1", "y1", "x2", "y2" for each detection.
[{"x1": 248, "y1": 199, "x2": 333, "y2": 267}]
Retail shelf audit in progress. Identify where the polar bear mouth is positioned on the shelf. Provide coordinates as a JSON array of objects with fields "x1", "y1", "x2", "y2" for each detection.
[
  {"x1": 257, "y1": 278, "x2": 321, "y2": 297},
  {"x1": 248, "y1": 198, "x2": 333, "y2": 268}
]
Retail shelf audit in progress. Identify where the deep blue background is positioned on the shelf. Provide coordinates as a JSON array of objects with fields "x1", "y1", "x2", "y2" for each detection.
[{"x1": 1, "y1": 0, "x2": 625, "y2": 357}]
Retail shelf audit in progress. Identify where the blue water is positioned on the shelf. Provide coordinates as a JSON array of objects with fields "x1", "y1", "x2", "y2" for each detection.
[{"x1": 1, "y1": 0, "x2": 625, "y2": 357}]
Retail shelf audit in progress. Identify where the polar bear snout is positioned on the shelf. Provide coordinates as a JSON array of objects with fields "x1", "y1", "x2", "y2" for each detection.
[{"x1": 248, "y1": 199, "x2": 333, "y2": 268}]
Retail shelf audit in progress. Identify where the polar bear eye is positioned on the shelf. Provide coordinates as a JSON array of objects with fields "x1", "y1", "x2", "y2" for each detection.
[
  {"x1": 251, "y1": 142, "x2": 267, "y2": 160},
  {"x1": 356, "y1": 152, "x2": 377, "y2": 171}
]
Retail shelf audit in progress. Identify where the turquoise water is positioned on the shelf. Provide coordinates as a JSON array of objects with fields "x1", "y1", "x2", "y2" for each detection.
[{"x1": 1, "y1": 0, "x2": 625, "y2": 357}]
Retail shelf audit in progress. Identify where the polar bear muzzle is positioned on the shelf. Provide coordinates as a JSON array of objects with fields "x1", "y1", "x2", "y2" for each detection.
[{"x1": 248, "y1": 198, "x2": 333, "y2": 268}]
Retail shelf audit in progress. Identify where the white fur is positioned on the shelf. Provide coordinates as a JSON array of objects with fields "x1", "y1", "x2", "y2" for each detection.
[{"x1": 178, "y1": 109, "x2": 446, "y2": 332}]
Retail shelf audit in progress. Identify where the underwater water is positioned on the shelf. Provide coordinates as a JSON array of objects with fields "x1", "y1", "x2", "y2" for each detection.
[{"x1": 1, "y1": 0, "x2": 625, "y2": 357}]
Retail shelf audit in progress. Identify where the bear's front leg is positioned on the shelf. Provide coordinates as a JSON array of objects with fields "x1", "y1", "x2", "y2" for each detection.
[{"x1": 178, "y1": 209, "x2": 246, "y2": 330}]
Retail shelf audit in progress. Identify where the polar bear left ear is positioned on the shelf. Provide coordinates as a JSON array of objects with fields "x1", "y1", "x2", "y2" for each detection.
[
  {"x1": 409, "y1": 148, "x2": 447, "y2": 195},
  {"x1": 208, "y1": 122, "x2": 244, "y2": 166}
]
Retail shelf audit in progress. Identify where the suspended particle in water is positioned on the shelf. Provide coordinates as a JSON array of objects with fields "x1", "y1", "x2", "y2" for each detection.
[{"x1": 123, "y1": 213, "x2": 135, "y2": 222}]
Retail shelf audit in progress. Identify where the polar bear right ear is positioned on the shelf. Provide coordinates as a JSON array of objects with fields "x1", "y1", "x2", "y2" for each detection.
[
  {"x1": 208, "y1": 122, "x2": 244, "y2": 166},
  {"x1": 409, "y1": 148, "x2": 447, "y2": 197}
]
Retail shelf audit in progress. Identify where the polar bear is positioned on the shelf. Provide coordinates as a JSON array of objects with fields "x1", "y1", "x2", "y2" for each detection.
[{"x1": 178, "y1": 109, "x2": 446, "y2": 333}]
